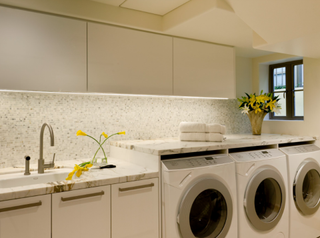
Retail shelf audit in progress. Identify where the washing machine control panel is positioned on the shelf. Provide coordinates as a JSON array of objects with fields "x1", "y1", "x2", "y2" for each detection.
[
  {"x1": 230, "y1": 149, "x2": 284, "y2": 162},
  {"x1": 280, "y1": 144, "x2": 320, "y2": 155},
  {"x1": 162, "y1": 155, "x2": 233, "y2": 170}
]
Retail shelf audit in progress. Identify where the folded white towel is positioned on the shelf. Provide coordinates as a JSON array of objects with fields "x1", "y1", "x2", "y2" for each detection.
[
  {"x1": 206, "y1": 133, "x2": 225, "y2": 142},
  {"x1": 179, "y1": 132, "x2": 206, "y2": 141},
  {"x1": 179, "y1": 122, "x2": 206, "y2": 133},
  {"x1": 206, "y1": 123, "x2": 226, "y2": 134}
]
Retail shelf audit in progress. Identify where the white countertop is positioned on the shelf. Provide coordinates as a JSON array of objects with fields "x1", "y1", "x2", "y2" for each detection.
[
  {"x1": 110, "y1": 134, "x2": 316, "y2": 156},
  {"x1": 0, "y1": 157, "x2": 158, "y2": 202}
]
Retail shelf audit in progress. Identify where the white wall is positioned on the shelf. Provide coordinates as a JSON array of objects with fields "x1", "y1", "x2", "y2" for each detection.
[
  {"x1": 252, "y1": 53, "x2": 319, "y2": 143},
  {"x1": 236, "y1": 56, "x2": 253, "y2": 97}
]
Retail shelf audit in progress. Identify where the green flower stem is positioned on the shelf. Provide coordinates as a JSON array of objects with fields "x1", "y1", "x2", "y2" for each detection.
[
  {"x1": 92, "y1": 133, "x2": 120, "y2": 163},
  {"x1": 78, "y1": 161, "x2": 91, "y2": 167},
  {"x1": 86, "y1": 135, "x2": 107, "y2": 162}
]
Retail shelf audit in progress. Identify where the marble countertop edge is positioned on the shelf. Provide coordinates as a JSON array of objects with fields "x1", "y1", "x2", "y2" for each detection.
[
  {"x1": 110, "y1": 134, "x2": 316, "y2": 156},
  {"x1": 0, "y1": 158, "x2": 158, "y2": 202}
]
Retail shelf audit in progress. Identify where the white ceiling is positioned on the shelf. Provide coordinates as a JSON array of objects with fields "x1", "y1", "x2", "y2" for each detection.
[
  {"x1": 91, "y1": 0, "x2": 191, "y2": 15},
  {"x1": 90, "y1": 0, "x2": 320, "y2": 58}
]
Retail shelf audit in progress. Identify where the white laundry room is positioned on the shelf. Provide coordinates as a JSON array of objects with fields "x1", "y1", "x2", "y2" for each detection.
[{"x1": 0, "y1": 1, "x2": 319, "y2": 238}]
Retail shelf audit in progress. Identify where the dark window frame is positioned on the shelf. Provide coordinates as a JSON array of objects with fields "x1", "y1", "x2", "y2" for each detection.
[{"x1": 269, "y1": 60, "x2": 304, "y2": 120}]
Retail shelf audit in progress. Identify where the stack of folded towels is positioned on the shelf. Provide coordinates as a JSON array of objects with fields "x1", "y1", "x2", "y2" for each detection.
[{"x1": 179, "y1": 122, "x2": 226, "y2": 142}]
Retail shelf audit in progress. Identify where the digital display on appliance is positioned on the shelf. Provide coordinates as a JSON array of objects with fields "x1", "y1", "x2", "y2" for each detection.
[
  {"x1": 205, "y1": 157, "x2": 214, "y2": 160},
  {"x1": 262, "y1": 151, "x2": 268, "y2": 154}
]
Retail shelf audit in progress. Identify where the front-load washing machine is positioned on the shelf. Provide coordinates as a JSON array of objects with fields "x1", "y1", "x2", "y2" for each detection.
[
  {"x1": 280, "y1": 144, "x2": 320, "y2": 238},
  {"x1": 230, "y1": 148, "x2": 289, "y2": 238},
  {"x1": 161, "y1": 154, "x2": 238, "y2": 238}
]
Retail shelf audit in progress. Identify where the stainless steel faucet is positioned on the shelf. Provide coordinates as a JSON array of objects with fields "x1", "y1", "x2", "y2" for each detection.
[{"x1": 38, "y1": 123, "x2": 55, "y2": 173}]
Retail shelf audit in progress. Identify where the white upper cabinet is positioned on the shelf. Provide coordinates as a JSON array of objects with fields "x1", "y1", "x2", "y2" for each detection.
[
  {"x1": 173, "y1": 38, "x2": 236, "y2": 98},
  {"x1": 88, "y1": 23, "x2": 173, "y2": 95},
  {"x1": 0, "y1": 6, "x2": 87, "y2": 92},
  {"x1": 0, "y1": 6, "x2": 236, "y2": 97}
]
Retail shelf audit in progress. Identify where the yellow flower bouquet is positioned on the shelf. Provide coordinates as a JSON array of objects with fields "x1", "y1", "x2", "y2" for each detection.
[
  {"x1": 238, "y1": 91, "x2": 281, "y2": 115},
  {"x1": 238, "y1": 91, "x2": 281, "y2": 135},
  {"x1": 66, "y1": 130, "x2": 125, "y2": 180}
]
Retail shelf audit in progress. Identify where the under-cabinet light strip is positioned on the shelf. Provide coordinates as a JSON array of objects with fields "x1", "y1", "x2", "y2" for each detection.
[{"x1": 0, "y1": 89, "x2": 228, "y2": 100}]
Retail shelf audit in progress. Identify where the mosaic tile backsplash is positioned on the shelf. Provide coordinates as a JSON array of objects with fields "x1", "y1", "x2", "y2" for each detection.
[{"x1": 0, "y1": 91, "x2": 251, "y2": 168}]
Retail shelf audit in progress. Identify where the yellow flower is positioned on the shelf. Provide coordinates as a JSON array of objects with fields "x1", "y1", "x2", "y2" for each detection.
[
  {"x1": 266, "y1": 99, "x2": 277, "y2": 110},
  {"x1": 264, "y1": 95, "x2": 272, "y2": 101},
  {"x1": 255, "y1": 95, "x2": 265, "y2": 104},
  {"x1": 84, "y1": 163, "x2": 93, "y2": 169},
  {"x1": 248, "y1": 95, "x2": 256, "y2": 107},
  {"x1": 118, "y1": 131, "x2": 126, "y2": 135},
  {"x1": 76, "y1": 130, "x2": 87, "y2": 136},
  {"x1": 66, "y1": 167, "x2": 76, "y2": 180},
  {"x1": 252, "y1": 104, "x2": 262, "y2": 113},
  {"x1": 102, "y1": 132, "x2": 108, "y2": 138},
  {"x1": 66, "y1": 163, "x2": 92, "y2": 180},
  {"x1": 75, "y1": 164, "x2": 83, "y2": 177}
]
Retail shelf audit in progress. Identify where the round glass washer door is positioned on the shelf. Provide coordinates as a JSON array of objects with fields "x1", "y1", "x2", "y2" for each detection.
[
  {"x1": 177, "y1": 179, "x2": 233, "y2": 238},
  {"x1": 293, "y1": 159, "x2": 320, "y2": 215},
  {"x1": 244, "y1": 168, "x2": 286, "y2": 231}
]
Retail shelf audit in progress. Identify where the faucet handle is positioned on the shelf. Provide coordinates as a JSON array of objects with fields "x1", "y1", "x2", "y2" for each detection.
[
  {"x1": 51, "y1": 153, "x2": 56, "y2": 165},
  {"x1": 24, "y1": 155, "x2": 31, "y2": 175},
  {"x1": 43, "y1": 153, "x2": 55, "y2": 169}
]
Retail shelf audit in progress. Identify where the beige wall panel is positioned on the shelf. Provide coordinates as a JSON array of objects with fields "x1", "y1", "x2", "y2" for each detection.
[
  {"x1": 173, "y1": 38, "x2": 235, "y2": 98},
  {"x1": 88, "y1": 23, "x2": 173, "y2": 95},
  {"x1": 0, "y1": 6, "x2": 87, "y2": 92}
]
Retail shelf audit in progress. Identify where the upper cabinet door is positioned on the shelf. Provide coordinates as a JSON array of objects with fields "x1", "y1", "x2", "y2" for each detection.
[
  {"x1": 0, "y1": 6, "x2": 86, "y2": 92},
  {"x1": 173, "y1": 38, "x2": 236, "y2": 98},
  {"x1": 88, "y1": 23, "x2": 173, "y2": 95}
]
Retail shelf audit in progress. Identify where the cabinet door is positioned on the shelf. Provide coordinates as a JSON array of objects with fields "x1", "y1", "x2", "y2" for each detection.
[
  {"x1": 173, "y1": 38, "x2": 236, "y2": 98},
  {"x1": 52, "y1": 186, "x2": 110, "y2": 238},
  {"x1": 88, "y1": 23, "x2": 172, "y2": 95},
  {"x1": 0, "y1": 194, "x2": 51, "y2": 238},
  {"x1": 112, "y1": 178, "x2": 159, "y2": 238},
  {"x1": 0, "y1": 6, "x2": 86, "y2": 92}
]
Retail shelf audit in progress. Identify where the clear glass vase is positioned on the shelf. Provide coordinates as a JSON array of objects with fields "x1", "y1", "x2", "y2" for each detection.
[{"x1": 92, "y1": 157, "x2": 108, "y2": 166}]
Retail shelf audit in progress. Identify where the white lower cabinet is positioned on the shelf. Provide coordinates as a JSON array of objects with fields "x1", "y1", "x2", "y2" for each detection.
[
  {"x1": 0, "y1": 178, "x2": 159, "y2": 238},
  {"x1": 0, "y1": 194, "x2": 51, "y2": 238},
  {"x1": 111, "y1": 178, "x2": 159, "y2": 238},
  {"x1": 52, "y1": 186, "x2": 110, "y2": 238}
]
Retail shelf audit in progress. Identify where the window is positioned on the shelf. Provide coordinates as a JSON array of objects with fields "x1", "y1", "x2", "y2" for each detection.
[{"x1": 269, "y1": 60, "x2": 304, "y2": 120}]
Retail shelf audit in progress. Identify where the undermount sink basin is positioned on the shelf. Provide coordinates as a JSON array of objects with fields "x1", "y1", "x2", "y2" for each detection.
[{"x1": 0, "y1": 169, "x2": 70, "y2": 189}]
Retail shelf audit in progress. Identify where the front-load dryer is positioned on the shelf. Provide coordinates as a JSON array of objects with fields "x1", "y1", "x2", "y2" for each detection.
[
  {"x1": 161, "y1": 154, "x2": 238, "y2": 238},
  {"x1": 280, "y1": 144, "x2": 320, "y2": 238},
  {"x1": 230, "y1": 148, "x2": 289, "y2": 238}
]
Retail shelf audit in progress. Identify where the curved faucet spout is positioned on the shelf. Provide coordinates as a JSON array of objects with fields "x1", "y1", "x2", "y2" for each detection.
[{"x1": 38, "y1": 123, "x2": 55, "y2": 173}]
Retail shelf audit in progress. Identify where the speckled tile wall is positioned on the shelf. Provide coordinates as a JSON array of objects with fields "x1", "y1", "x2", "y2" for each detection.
[{"x1": 0, "y1": 91, "x2": 251, "y2": 168}]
